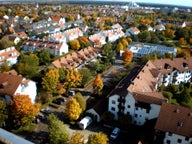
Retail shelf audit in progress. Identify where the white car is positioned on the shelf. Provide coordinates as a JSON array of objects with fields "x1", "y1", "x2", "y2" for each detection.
[{"x1": 110, "y1": 127, "x2": 120, "y2": 140}]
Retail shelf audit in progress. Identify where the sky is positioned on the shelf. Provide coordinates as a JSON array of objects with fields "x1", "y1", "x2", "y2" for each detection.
[{"x1": 133, "y1": 0, "x2": 192, "y2": 7}]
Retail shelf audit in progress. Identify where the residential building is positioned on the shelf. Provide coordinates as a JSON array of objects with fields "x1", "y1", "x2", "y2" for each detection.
[
  {"x1": 0, "y1": 46, "x2": 20, "y2": 66},
  {"x1": 108, "y1": 57, "x2": 192, "y2": 126},
  {"x1": 22, "y1": 38, "x2": 68, "y2": 56},
  {"x1": 155, "y1": 103, "x2": 192, "y2": 144},
  {"x1": 128, "y1": 42, "x2": 177, "y2": 59},
  {"x1": 51, "y1": 46, "x2": 99, "y2": 69},
  {"x1": 126, "y1": 27, "x2": 140, "y2": 35},
  {"x1": 154, "y1": 24, "x2": 165, "y2": 31},
  {"x1": 0, "y1": 72, "x2": 37, "y2": 104},
  {"x1": 89, "y1": 33, "x2": 106, "y2": 48},
  {"x1": 63, "y1": 27, "x2": 83, "y2": 42},
  {"x1": 101, "y1": 29, "x2": 124, "y2": 42}
]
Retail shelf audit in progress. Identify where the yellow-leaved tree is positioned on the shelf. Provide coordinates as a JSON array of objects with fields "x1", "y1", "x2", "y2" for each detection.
[
  {"x1": 64, "y1": 68, "x2": 82, "y2": 90},
  {"x1": 93, "y1": 74, "x2": 103, "y2": 95},
  {"x1": 88, "y1": 132, "x2": 109, "y2": 144},
  {"x1": 42, "y1": 68, "x2": 59, "y2": 93},
  {"x1": 10, "y1": 94, "x2": 39, "y2": 128},
  {"x1": 68, "y1": 132, "x2": 86, "y2": 144},
  {"x1": 65, "y1": 97, "x2": 82, "y2": 121}
]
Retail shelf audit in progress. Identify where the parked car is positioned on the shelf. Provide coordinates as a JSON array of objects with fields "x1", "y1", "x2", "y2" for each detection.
[
  {"x1": 36, "y1": 113, "x2": 46, "y2": 121},
  {"x1": 78, "y1": 116, "x2": 93, "y2": 130},
  {"x1": 52, "y1": 97, "x2": 65, "y2": 105},
  {"x1": 110, "y1": 127, "x2": 120, "y2": 140},
  {"x1": 40, "y1": 107, "x2": 51, "y2": 115}
]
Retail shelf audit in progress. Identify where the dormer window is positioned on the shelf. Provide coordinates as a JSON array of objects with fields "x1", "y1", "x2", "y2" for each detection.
[
  {"x1": 183, "y1": 62, "x2": 188, "y2": 69},
  {"x1": 177, "y1": 121, "x2": 183, "y2": 127},
  {"x1": 164, "y1": 63, "x2": 171, "y2": 70}
]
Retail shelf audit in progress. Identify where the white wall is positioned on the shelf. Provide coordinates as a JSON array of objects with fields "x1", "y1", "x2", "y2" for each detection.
[
  {"x1": 164, "y1": 132, "x2": 192, "y2": 144},
  {"x1": 108, "y1": 95, "x2": 120, "y2": 120}
]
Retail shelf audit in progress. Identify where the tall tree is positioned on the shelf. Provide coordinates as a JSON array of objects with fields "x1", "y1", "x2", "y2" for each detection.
[
  {"x1": 0, "y1": 100, "x2": 8, "y2": 127},
  {"x1": 74, "y1": 92, "x2": 86, "y2": 112},
  {"x1": 93, "y1": 74, "x2": 103, "y2": 95},
  {"x1": 9, "y1": 94, "x2": 39, "y2": 128},
  {"x1": 122, "y1": 49, "x2": 133, "y2": 64},
  {"x1": 37, "y1": 49, "x2": 51, "y2": 65},
  {"x1": 42, "y1": 68, "x2": 59, "y2": 93},
  {"x1": 68, "y1": 132, "x2": 86, "y2": 144},
  {"x1": 88, "y1": 132, "x2": 109, "y2": 144},
  {"x1": 47, "y1": 114, "x2": 70, "y2": 144},
  {"x1": 65, "y1": 97, "x2": 82, "y2": 121},
  {"x1": 69, "y1": 39, "x2": 81, "y2": 50},
  {"x1": 64, "y1": 68, "x2": 82, "y2": 90},
  {"x1": 78, "y1": 36, "x2": 90, "y2": 49}
]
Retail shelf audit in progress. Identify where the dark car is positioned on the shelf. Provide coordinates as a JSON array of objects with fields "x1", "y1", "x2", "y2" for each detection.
[{"x1": 52, "y1": 97, "x2": 66, "y2": 105}]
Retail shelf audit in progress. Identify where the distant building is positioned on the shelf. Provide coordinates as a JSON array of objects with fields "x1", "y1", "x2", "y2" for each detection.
[
  {"x1": 128, "y1": 42, "x2": 177, "y2": 59},
  {"x1": 21, "y1": 39, "x2": 68, "y2": 56},
  {"x1": 0, "y1": 46, "x2": 20, "y2": 66},
  {"x1": 126, "y1": 27, "x2": 140, "y2": 36}
]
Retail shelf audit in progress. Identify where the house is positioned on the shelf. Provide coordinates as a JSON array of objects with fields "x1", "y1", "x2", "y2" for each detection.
[
  {"x1": 101, "y1": 29, "x2": 125, "y2": 42},
  {"x1": 111, "y1": 23, "x2": 123, "y2": 31},
  {"x1": 22, "y1": 39, "x2": 68, "y2": 56},
  {"x1": 155, "y1": 103, "x2": 192, "y2": 144},
  {"x1": 51, "y1": 46, "x2": 99, "y2": 69},
  {"x1": 0, "y1": 46, "x2": 20, "y2": 66},
  {"x1": 126, "y1": 27, "x2": 140, "y2": 35},
  {"x1": 89, "y1": 33, "x2": 106, "y2": 48},
  {"x1": 86, "y1": 98, "x2": 108, "y2": 122},
  {"x1": 128, "y1": 42, "x2": 177, "y2": 60},
  {"x1": 49, "y1": 32, "x2": 67, "y2": 43},
  {"x1": 108, "y1": 57, "x2": 192, "y2": 126},
  {"x1": 48, "y1": 16, "x2": 65, "y2": 25},
  {"x1": 154, "y1": 24, "x2": 165, "y2": 31},
  {"x1": 0, "y1": 72, "x2": 37, "y2": 104},
  {"x1": 63, "y1": 27, "x2": 83, "y2": 42},
  {"x1": 8, "y1": 35, "x2": 20, "y2": 45}
]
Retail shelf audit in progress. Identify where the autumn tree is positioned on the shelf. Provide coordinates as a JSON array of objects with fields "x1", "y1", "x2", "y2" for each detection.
[
  {"x1": 42, "y1": 68, "x2": 59, "y2": 93},
  {"x1": 163, "y1": 29, "x2": 175, "y2": 39},
  {"x1": 59, "y1": 67, "x2": 67, "y2": 83},
  {"x1": 65, "y1": 97, "x2": 82, "y2": 121},
  {"x1": 0, "y1": 37, "x2": 14, "y2": 50},
  {"x1": 64, "y1": 68, "x2": 82, "y2": 90},
  {"x1": 179, "y1": 37, "x2": 187, "y2": 45},
  {"x1": 116, "y1": 42, "x2": 124, "y2": 52},
  {"x1": 121, "y1": 37, "x2": 129, "y2": 49},
  {"x1": 0, "y1": 62, "x2": 11, "y2": 72},
  {"x1": 93, "y1": 74, "x2": 103, "y2": 95},
  {"x1": 47, "y1": 114, "x2": 70, "y2": 144},
  {"x1": 9, "y1": 94, "x2": 39, "y2": 128},
  {"x1": 68, "y1": 132, "x2": 86, "y2": 144},
  {"x1": 69, "y1": 39, "x2": 81, "y2": 50},
  {"x1": 78, "y1": 36, "x2": 90, "y2": 49},
  {"x1": 88, "y1": 132, "x2": 109, "y2": 144},
  {"x1": 122, "y1": 49, "x2": 133, "y2": 64},
  {"x1": 0, "y1": 100, "x2": 8, "y2": 127},
  {"x1": 74, "y1": 92, "x2": 86, "y2": 112}
]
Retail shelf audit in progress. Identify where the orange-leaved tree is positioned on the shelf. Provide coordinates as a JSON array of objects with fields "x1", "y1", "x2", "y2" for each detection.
[
  {"x1": 69, "y1": 39, "x2": 81, "y2": 50},
  {"x1": 93, "y1": 74, "x2": 103, "y2": 95},
  {"x1": 65, "y1": 97, "x2": 82, "y2": 121},
  {"x1": 122, "y1": 49, "x2": 133, "y2": 64},
  {"x1": 9, "y1": 94, "x2": 39, "y2": 128}
]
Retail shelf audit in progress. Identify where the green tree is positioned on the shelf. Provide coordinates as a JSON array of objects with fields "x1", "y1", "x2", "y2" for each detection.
[
  {"x1": 79, "y1": 68, "x2": 92, "y2": 87},
  {"x1": 42, "y1": 68, "x2": 59, "y2": 93},
  {"x1": 93, "y1": 74, "x2": 103, "y2": 95},
  {"x1": 68, "y1": 132, "x2": 86, "y2": 144},
  {"x1": 0, "y1": 37, "x2": 14, "y2": 50},
  {"x1": 59, "y1": 67, "x2": 67, "y2": 83},
  {"x1": 47, "y1": 114, "x2": 70, "y2": 144},
  {"x1": 69, "y1": 39, "x2": 81, "y2": 50},
  {"x1": 64, "y1": 68, "x2": 82, "y2": 90},
  {"x1": 37, "y1": 49, "x2": 51, "y2": 65},
  {"x1": 14, "y1": 53, "x2": 39, "y2": 78},
  {"x1": 74, "y1": 92, "x2": 86, "y2": 112},
  {"x1": 88, "y1": 132, "x2": 109, "y2": 144},
  {"x1": 138, "y1": 30, "x2": 151, "y2": 42},
  {"x1": 0, "y1": 100, "x2": 8, "y2": 127},
  {"x1": 65, "y1": 97, "x2": 82, "y2": 121},
  {"x1": 0, "y1": 62, "x2": 11, "y2": 72}
]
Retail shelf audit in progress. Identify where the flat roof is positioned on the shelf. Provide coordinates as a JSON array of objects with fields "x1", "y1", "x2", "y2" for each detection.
[{"x1": 0, "y1": 128, "x2": 35, "y2": 144}]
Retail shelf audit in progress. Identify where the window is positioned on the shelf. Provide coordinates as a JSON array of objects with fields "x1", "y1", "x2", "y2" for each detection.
[
  {"x1": 177, "y1": 139, "x2": 182, "y2": 143},
  {"x1": 128, "y1": 105, "x2": 130, "y2": 108},
  {"x1": 111, "y1": 107, "x2": 115, "y2": 111},
  {"x1": 168, "y1": 132, "x2": 172, "y2": 136},
  {"x1": 135, "y1": 114, "x2": 138, "y2": 117},
  {"x1": 166, "y1": 140, "x2": 170, "y2": 144},
  {"x1": 112, "y1": 100, "x2": 116, "y2": 104},
  {"x1": 185, "y1": 137, "x2": 189, "y2": 141}
]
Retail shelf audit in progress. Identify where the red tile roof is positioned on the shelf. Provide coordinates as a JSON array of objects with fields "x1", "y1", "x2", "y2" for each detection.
[{"x1": 155, "y1": 102, "x2": 192, "y2": 137}]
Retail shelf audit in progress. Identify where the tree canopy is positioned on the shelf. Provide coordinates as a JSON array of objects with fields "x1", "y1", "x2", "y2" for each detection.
[
  {"x1": 65, "y1": 97, "x2": 82, "y2": 121},
  {"x1": 93, "y1": 74, "x2": 103, "y2": 95},
  {"x1": 88, "y1": 132, "x2": 109, "y2": 144},
  {"x1": 68, "y1": 132, "x2": 86, "y2": 144},
  {"x1": 47, "y1": 114, "x2": 70, "y2": 144}
]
